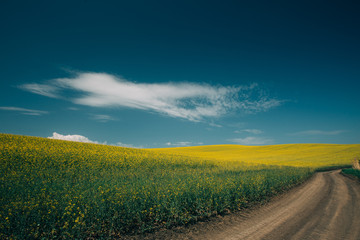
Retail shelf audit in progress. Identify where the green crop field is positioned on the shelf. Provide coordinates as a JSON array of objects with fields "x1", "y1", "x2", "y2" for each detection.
[{"x1": 1, "y1": 133, "x2": 359, "y2": 239}]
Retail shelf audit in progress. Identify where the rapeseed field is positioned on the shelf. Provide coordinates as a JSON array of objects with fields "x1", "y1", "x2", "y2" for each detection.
[
  {"x1": 1, "y1": 133, "x2": 358, "y2": 239},
  {"x1": 153, "y1": 144, "x2": 360, "y2": 168}
]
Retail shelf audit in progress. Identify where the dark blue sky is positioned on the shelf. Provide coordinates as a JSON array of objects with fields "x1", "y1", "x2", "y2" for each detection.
[{"x1": 1, "y1": 0, "x2": 359, "y2": 147}]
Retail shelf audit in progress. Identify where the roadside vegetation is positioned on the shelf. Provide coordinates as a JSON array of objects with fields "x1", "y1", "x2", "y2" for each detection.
[
  {"x1": 341, "y1": 158, "x2": 360, "y2": 181},
  {"x1": 342, "y1": 168, "x2": 360, "y2": 180},
  {"x1": 1, "y1": 133, "x2": 359, "y2": 239}
]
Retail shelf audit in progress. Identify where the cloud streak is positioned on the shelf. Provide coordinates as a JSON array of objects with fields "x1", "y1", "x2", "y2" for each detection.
[
  {"x1": 290, "y1": 130, "x2": 345, "y2": 136},
  {"x1": 166, "y1": 141, "x2": 192, "y2": 147},
  {"x1": 228, "y1": 136, "x2": 274, "y2": 145},
  {"x1": 20, "y1": 72, "x2": 282, "y2": 122},
  {"x1": 19, "y1": 83, "x2": 60, "y2": 98},
  {"x1": 90, "y1": 114, "x2": 116, "y2": 122},
  {"x1": 235, "y1": 129, "x2": 263, "y2": 134},
  {"x1": 0, "y1": 106, "x2": 48, "y2": 116},
  {"x1": 116, "y1": 142, "x2": 137, "y2": 148},
  {"x1": 165, "y1": 141, "x2": 203, "y2": 147}
]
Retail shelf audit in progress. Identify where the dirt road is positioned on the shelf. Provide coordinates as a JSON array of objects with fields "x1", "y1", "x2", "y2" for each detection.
[{"x1": 135, "y1": 170, "x2": 360, "y2": 240}]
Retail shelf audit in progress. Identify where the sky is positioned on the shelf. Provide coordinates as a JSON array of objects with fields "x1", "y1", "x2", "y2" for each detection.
[{"x1": 0, "y1": 0, "x2": 359, "y2": 147}]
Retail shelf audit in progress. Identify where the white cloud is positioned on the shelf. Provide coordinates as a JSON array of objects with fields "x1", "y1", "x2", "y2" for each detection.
[
  {"x1": 228, "y1": 136, "x2": 274, "y2": 145},
  {"x1": 91, "y1": 114, "x2": 116, "y2": 122},
  {"x1": 0, "y1": 106, "x2": 48, "y2": 116},
  {"x1": 290, "y1": 130, "x2": 345, "y2": 136},
  {"x1": 20, "y1": 72, "x2": 282, "y2": 122},
  {"x1": 48, "y1": 132, "x2": 97, "y2": 143},
  {"x1": 209, "y1": 122, "x2": 223, "y2": 128},
  {"x1": 48, "y1": 132, "x2": 142, "y2": 148},
  {"x1": 116, "y1": 142, "x2": 139, "y2": 148},
  {"x1": 19, "y1": 83, "x2": 60, "y2": 98},
  {"x1": 165, "y1": 141, "x2": 202, "y2": 147},
  {"x1": 235, "y1": 129, "x2": 263, "y2": 134}
]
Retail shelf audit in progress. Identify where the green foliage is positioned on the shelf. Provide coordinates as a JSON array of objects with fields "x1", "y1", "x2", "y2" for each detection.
[
  {"x1": 0, "y1": 134, "x2": 312, "y2": 238},
  {"x1": 342, "y1": 168, "x2": 360, "y2": 180},
  {"x1": 315, "y1": 165, "x2": 352, "y2": 172}
]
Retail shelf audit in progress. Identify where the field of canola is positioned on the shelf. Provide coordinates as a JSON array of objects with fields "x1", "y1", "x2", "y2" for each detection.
[
  {"x1": 152, "y1": 143, "x2": 360, "y2": 168},
  {"x1": 1, "y1": 133, "x2": 359, "y2": 239}
]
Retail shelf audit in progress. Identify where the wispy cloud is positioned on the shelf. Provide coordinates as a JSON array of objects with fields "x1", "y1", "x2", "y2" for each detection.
[
  {"x1": 209, "y1": 122, "x2": 223, "y2": 128},
  {"x1": 0, "y1": 106, "x2": 48, "y2": 116},
  {"x1": 228, "y1": 136, "x2": 274, "y2": 145},
  {"x1": 20, "y1": 72, "x2": 282, "y2": 122},
  {"x1": 290, "y1": 130, "x2": 345, "y2": 136},
  {"x1": 90, "y1": 114, "x2": 116, "y2": 122},
  {"x1": 116, "y1": 142, "x2": 141, "y2": 148},
  {"x1": 165, "y1": 141, "x2": 203, "y2": 147},
  {"x1": 166, "y1": 141, "x2": 192, "y2": 147},
  {"x1": 19, "y1": 83, "x2": 60, "y2": 98},
  {"x1": 48, "y1": 132, "x2": 97, "y2": 143},
  {"x1": 235, "y1": 129, "x2": 263, "y2": 134}
]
